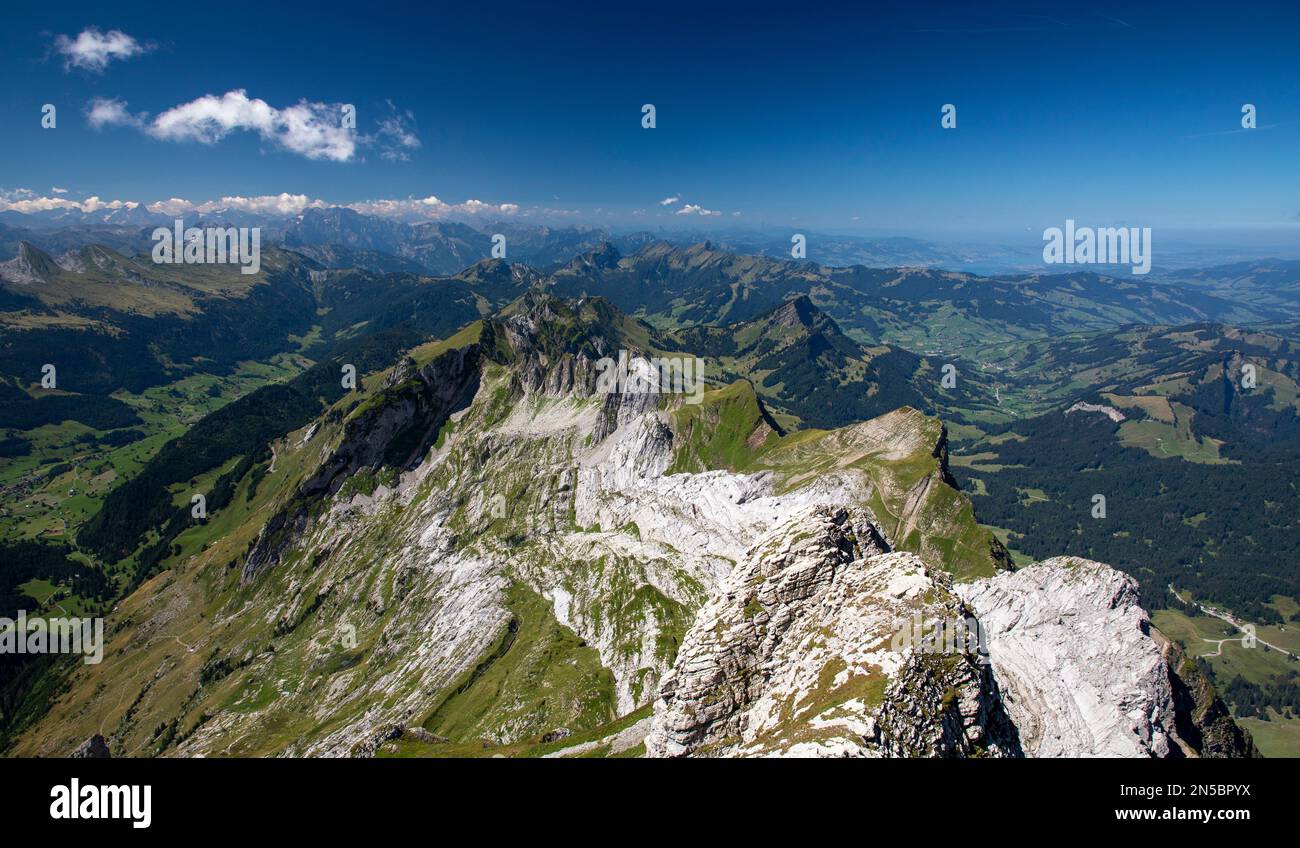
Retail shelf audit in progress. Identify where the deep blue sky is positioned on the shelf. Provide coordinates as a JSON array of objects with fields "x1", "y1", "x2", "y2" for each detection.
[{"x1": 1, "y1": 0, "x2": 1298, "y2": 235}]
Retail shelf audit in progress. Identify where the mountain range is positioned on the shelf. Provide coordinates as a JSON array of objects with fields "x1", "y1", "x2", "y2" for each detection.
[
  {"x1": 1, "y1": 226, "x2": 1296, "y2": 756},
  {"x1": 0, "y1": 293, "x2": 1256, "y2": 757}
]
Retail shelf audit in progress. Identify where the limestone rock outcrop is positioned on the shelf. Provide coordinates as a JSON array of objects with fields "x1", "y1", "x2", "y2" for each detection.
[
  {"x1": 646, "y1": 506, "x2": 1020, "y2": 757},
  {"x1": 648, "y1": 541, "x2": 1241, "y2": 758},
  {"x1": 957, "y1": 558, "x2": 1175, "y2": 757}
]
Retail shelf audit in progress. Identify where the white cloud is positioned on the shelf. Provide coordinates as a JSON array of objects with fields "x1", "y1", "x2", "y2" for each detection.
[
  {"x1": 3, "y1": 189, "x2": 520, "y2": 222},
  {"x1": 148, "y1": 91, "x2": 273, "y2": 142},
  {"x1": 461, "y1": 199, "x2": 510, "y2": 215},
  {"x1": 88, "y1": 90, "x2": 355, "y2": 161},
  {"x1": 676, "y1": 203, "x2": 721, "y2": 217},
  {"x1": 144, "y1": 193, "x2": 325, "y2": 217},
  {"x1": 54, "y1": 27, "x2": 151, "y2": 72},
  {"x1": 203, "y1": 194, "x2": 325, "y2": 216},
  {"x1": 1, "y1": 189, "x2": 315, "y2": 218},
  {"x1": 80, "y1": 196, "x2": 136, "y2": 213},
  {"x1": 145, "y1": 197, "x2": 195, "y2": 216},
  {"x1": 0, "y1": 194, "x2": 82, "y2": 213},
  {"x1": 345, "y1": 196, "x2": 520, "y2": 221},
  {"x1": 51, "y1": 187, "x2": 68, "y2": 195},
  {"x1": 149, "y1": 90, "x2": 355, "y2": 161},
  {"x1": 0, "y1": 189, "x2": 134, "y2": 214},
  {"x1": 85, "y1": 91, "x2": 429, "y2": 164},
  {"x1": 658, "y1": 196, "x2": 680, "y2": 206},
  {"x1": 345, "y1": 196, "x2": 448, "y2": 219},
  {"x1": 86, "y1": 97, "x2": 145, "y2": 129}
]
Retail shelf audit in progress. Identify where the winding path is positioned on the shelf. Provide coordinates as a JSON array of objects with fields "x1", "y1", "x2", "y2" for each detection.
[{"x1": 1168, "y1": 584, "x2": 1297, "y2": 659}]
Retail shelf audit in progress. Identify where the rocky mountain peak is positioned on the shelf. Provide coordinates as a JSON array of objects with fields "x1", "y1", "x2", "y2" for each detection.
[
  {"x1": 0, "y1": 241, "x2": 61, "y2": 284},
  {"x1": 645, "y1": 505, "x2": 1020, "y2": 757},
  {"x1": 771, "y1": 293, "x2": 820, "y2": 328},
  {"x1": 457, "y1": 257, "x2": 513, "y2": 282},
  {"x1": 647, "y1": 528, "x2": 1252, "y2": 758},
  {"x1": 958, "y1": 558, "x2": 1255, "y2": 758},
  {"x1": 573, "y1": 241, "x2": 621, "y2": 271},
  {"x1": 497, "y1": 293, "x2": 627, "y2": 359}
]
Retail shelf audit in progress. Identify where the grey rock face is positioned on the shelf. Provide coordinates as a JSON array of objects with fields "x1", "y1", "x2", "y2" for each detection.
[
  {"x1": 1160, "y1": 636, "x2": 1259, "y2": 758},
  {"x1": 242, "y1": 343, "x2": 482, "y2": 582},
  {"x1": 304, "y1": 343, "x2": 484, "y2": 496},
  {"x1": 70, "y1": 734, "x2": 111, "y2": 758},
  {"x1": 648, "y1": 531, "x2": 1226, "y2": 758},
  {"x1": 645, "y1": 506, "x2": 1019, "y2": 757},
  {"x1": 958, "y1": 558, "x2": 1176, "y2": 757}
]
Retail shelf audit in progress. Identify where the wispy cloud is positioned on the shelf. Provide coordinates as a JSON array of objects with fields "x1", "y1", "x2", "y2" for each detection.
[
  {"x1": 86, "y1": 97, "x2": 145, "y2": 129},
  {"x1": 1182, "y1": 121, "x2": 1291, "y2": 140},
  {"x1": 87, "y1": 90, "x2": 357, "y2": 162},
  {"x1": 54, "y1": 27, "x2": 151, "y2": 72},
  {"x1": 675, "y1": 203, "x2": 720, "y2": 217},
  {"x1": 370, "y1": 102, "x2": 422, "y2": 161},
  {"x1": 658, "y1": 196, "x2": 680, "y2": 206},
  {"x1": 85, "y1": 91, "x2": 428, "y2": 163}
]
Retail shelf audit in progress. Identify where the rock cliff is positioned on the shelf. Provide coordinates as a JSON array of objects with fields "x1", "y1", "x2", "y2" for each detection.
[
  {"x1": 645, "y1": 506, "x2": 1020, "y2": 757},
  {"x1": 647, "y1": 536, "x2": 1253, "y2": 758}
]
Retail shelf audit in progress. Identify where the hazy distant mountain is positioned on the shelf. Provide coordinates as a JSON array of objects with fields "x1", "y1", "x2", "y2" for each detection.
[
  {"x1": 0, "y1": 205, "x2": 174, "y2": 229},
  {"x1": 7, "y1": 205, "x2": 1299, "y2": 286},
  {"x1": 282, "y1": 242, "x2": 430, "y2": 274},
  {"x1": 280, "y1": 207, "x2": 644, "y2": 273},
  {"x1": 546, "y1": 241, "x2": 1275, "y2": 354}
]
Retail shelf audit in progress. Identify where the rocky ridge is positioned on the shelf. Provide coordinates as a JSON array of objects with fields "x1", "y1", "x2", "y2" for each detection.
[
  {"x1": 9, "y1": 295, "x2": 1255, "y2": 758},
  {"x1": 645, "y1": 506, "x2": 1021, "y2": 757},
  {"x1": 646, "y1": 523, "x2": 1255, "y2": 757}
]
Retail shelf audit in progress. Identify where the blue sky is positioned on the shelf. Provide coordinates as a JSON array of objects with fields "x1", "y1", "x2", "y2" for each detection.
[{"x1": 1, "y1": 0, "x2": 1298, "y2": 235}]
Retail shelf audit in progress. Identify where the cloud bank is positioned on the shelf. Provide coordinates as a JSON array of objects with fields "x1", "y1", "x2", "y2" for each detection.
[{"x1": 0, "y1": 189, "x2": 525, "y2": 223}]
